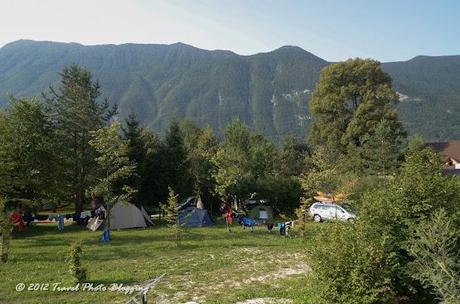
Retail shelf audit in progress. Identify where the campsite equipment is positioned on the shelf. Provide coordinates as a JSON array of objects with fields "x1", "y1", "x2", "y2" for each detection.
[
  {"x1": 86, "y1": 200, "x2": 153, "y2": 230},
  {"x1": 58, "y1": 215, "x2": 65, "y2": 230},
  {"x1": 179, "y1": 206, "x2": 214, "y2": 227},
  {"x1": 279, "y1": 223, "x2": 286, "y2": 236},
  {"x1": 108, "y1": 201, "x2": 153, "y2": 229},
  {"x1": 267, "y1": 223, "x2": 274, "y2": 232},
  {"x1": 100, "y1": 228, "x2": 111, "y2": 242},
  {"x1": 177, "y1": 196, "x2": 196, "y2": 211},
  {"x1": 313, "y1": 191, "x2": 347, "y2": 203},
  {"x1": 246, "y1": 203, "x2": 273, "y2": 222},
  {"x1": 239, "y1": 216, "x2": 256, "y2": 232},
  {"x1": 87, "y1": 217, "x2": 104, "y2": 231},
  {"x1": 196, "y1": 196, "x2": 204, "y2": 209}
]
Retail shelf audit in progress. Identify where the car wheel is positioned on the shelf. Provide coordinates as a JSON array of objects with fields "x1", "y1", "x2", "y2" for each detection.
[
  {"x1": 313, "y1": 214, "x2": 322, "y2": 222},
  {"x1": 347, "y1": 218, "x2": 355, "y2": 222}
]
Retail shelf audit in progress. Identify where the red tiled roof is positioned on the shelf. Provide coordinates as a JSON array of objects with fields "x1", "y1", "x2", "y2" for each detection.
[{"x1": 427, "y1": 141, "x2": 460, "y2": 169}]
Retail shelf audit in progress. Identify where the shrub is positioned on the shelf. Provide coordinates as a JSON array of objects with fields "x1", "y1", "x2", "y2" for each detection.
[
  {"x1": 306, "y1": 220, "x2": 399, "y2": 304},
  {"x1": 66, "y1": 242, "x2": 87, "y2": 283}
]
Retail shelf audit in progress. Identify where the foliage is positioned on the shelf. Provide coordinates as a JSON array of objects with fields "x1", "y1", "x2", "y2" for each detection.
[
  {"x1": 65, "y1": 242, "x2": 87, "y2": 283},
  {"x1": 161, "y1": 121, "x2": 192, "y2": 199},
  {"x1": 309, "y1": 59, "x2": 405, "y2": 173},
  {"x1": 89, "y1": 122, "x2": 137, "y2": 205},
  {"x1": 356, "y1": 141, "x2": 460, "y2": 301},
  {"x1": 161, "y1": 187, "x2": 184, "y2": 247},
  {"x1": 300, "y1": 146, "x2": 358, "y2": 199},
  {"x1": 407, "y1": 209, "x2": 460, "y2": 304},
  {"x1": 0, "y1": 97, "x2": 55, "y2": 263},
  {"x1": 307, "y1": 221, "x2": 399, "y2": 304},
  {"x1": 213, "y1": 119, "x2": 278, "y2": 202},
  {"x1": 275, "y1": 136, "x2": 309, "y2": 177},
  {"x1": 0, "y1": 97, "x2": 56, "y2": 201},
  {"x1": 180, "y1": 121, "x2": 219, "y2": 198}
]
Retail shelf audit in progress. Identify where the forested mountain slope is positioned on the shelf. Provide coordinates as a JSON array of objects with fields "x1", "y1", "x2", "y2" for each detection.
[{"x1": 1, "y1": 40, "x2": 459, "y2": 141}]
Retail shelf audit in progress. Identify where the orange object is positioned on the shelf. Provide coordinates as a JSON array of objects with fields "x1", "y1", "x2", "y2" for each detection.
[
  {"x1": 11, "y1": 212, "x2": 25, "y2": 232},
  {"x1": 314, "y1": 191, "x2": 347, "y2": 203},
  {"x1": 225, "y1": 208, "x2": 233, "y2": 225}
]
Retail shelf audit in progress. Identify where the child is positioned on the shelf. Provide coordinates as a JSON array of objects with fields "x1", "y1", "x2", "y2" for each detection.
[{"x1": 221, "y1": 202, "x2": 233, "y2": 233}]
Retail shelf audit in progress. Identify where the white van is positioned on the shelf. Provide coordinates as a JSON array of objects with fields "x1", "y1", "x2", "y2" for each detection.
[{"x1": 309, "y1": 202, "x2": 356, "y2": 222}]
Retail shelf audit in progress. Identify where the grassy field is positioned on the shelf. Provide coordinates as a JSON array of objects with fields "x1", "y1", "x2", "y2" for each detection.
[{"x1": 0, "y1": 220, "x2": 317, "y2": 304}]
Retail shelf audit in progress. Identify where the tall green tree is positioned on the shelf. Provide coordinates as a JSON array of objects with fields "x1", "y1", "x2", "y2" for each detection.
[
  {"x1": 161, "y1": 120, "x2": 191, "y2": 199},
  {"x1": 0, "y1": 97, "x2": 56, "y2": 263},
  {"x1": 361, "y1": 119, "x2": 403, "y2": 175},
  {"x1": 44, "y1": 65, "x2": 116, "y2": 212},
  {"x1": 180, "y1": 121, "x2": 219, "y2": 204},
  {"x1": 213, "y1": 119, "x2": 253, "y2": 201},
  {"x1": 309, "y1": 59, "x2": 405, "y2": 171},
  {"x1": 89, "y1": 123, "x2": 137, "y2": 205},
  {"x1": 138, "y1": 128, "x2": 163, "y2": 207},
  {"x1": 122, "y1": 113, "x2": 146, "y2": 203},
  {"x1": 89, "y1": 123, "x2": 137, "y2": 234},
  {"x1": 213, "y1": 119, "x2": 278, "y2": 204}
]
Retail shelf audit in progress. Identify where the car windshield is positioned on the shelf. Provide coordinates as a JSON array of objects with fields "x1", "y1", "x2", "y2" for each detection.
[{"x1": 340, "y1": 204, "x2": 355, "y2": 213}]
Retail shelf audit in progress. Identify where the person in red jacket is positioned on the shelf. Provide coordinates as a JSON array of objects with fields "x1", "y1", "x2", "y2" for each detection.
[
  {"x1": 221, "y1": 202, "x2": 233, "y2": 233},
  {"x1": 11, "y1": 211, "x2": 25, "y2": 232}
]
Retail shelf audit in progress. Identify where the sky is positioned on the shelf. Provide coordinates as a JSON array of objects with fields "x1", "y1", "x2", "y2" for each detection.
[{"x1": 1, "y1": 0, "x2": 459, "y2": 62}]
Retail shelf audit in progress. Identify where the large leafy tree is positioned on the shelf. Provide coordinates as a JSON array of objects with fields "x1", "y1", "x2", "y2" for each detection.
[
  {"x1": 309, "y1": 59, "x2": 405, "y2": 171},
  {"x1": 0, "y1": 97, "x2": 56, "y2": 263},
  {"x1": 44, "y1": 65, "x2": 116, "y2": 212}
]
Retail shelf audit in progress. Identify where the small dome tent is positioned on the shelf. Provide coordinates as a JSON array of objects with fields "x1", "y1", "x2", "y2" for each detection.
[
  {"x1": 179, "y1": 206, "x2": 214, "y2": 227},
  {"x1": 244, "y1": 199, "x2": 274, "y2": 221},
  {"x1": 109, "y1": 200, "x2": 153, "y2": 229}
]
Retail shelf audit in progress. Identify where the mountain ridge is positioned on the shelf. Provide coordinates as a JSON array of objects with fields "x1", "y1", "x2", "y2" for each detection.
[{"x1": 1, "y1": 39, "x2": 459, "y2": 141}]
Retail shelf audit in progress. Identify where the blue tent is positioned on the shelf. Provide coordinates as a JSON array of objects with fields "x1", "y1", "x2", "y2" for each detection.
[{"x1": 179, "y1": 207, "x2": 214, "y2": 227}]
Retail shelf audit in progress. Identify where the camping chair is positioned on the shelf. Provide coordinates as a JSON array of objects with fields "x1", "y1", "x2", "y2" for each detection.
[{"x1": 239, "y1": 216, "x2": 256, "y2": 232}]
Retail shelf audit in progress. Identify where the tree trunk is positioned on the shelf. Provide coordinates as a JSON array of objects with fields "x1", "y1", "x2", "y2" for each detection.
[
  {"x1": 1, "y1": 215, "x2": 12, "y2": 264},
  {"x1": 75, "y1": 191, "x2": 84, "y2": 213}
]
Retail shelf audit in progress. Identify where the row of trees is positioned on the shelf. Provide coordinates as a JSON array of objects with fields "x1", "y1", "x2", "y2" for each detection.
[{"x1": 0, "y1": 65, "x2": 311, "y2": 218}]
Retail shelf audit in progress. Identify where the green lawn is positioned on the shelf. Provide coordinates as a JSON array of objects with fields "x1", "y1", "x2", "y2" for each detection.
[{"x1": 0, "y1": 220, "x2": 317, "y2": 304}]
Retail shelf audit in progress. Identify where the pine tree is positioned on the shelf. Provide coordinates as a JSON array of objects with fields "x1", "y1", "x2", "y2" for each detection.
[
  {"x1": 44, "y1": 65, "x2": 116, "y2": 212},
  {"x1": 122, "y1": 113, "x2": 146, "y2": 203},
  {"x1": 162, "y1": 187, "x2": 183, "y2": 247},
  {"x1": 162, "y1": 121, "x2": 191, "y2": 198}
]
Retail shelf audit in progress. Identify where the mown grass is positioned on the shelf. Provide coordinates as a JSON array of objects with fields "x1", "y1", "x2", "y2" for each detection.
[{"x1": 0, "y1": 220, "x2": 318, "y2": 304}]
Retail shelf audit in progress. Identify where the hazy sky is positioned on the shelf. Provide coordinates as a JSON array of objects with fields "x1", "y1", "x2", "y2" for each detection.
[{"x1": 1, "y1": 0, "x2": 459, "y2": 62}]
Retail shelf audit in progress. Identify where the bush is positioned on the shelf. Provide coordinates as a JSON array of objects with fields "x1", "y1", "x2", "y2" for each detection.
[
  {"x1": 66, "y1": 242, "x2": 87, "y2": 283},
  {"x1": 306, "y1": 220, "x2": 399, "y2": 304}
]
